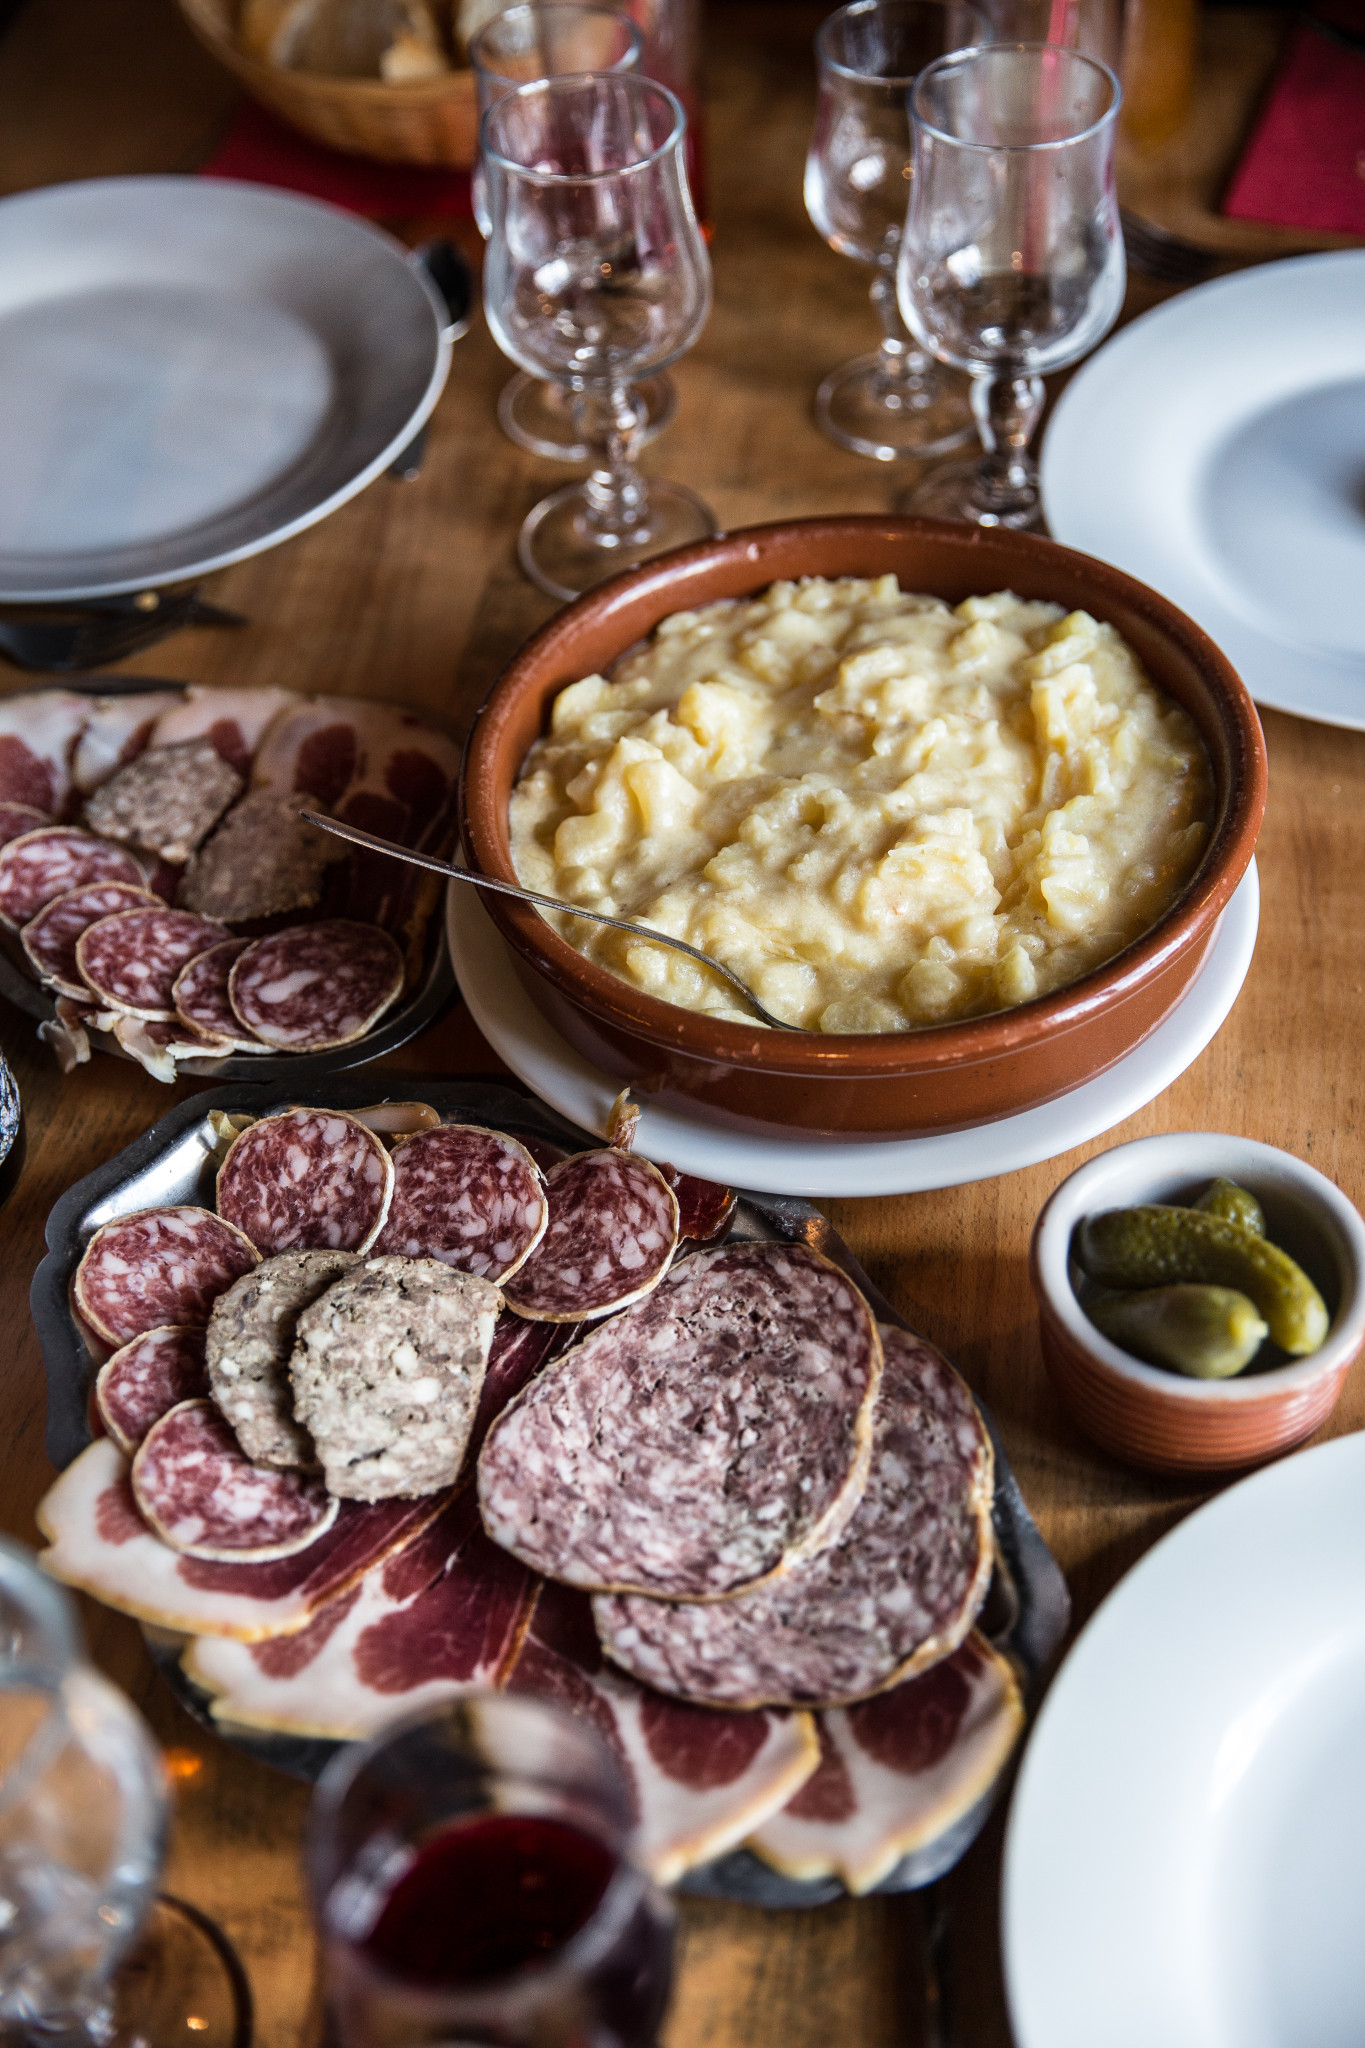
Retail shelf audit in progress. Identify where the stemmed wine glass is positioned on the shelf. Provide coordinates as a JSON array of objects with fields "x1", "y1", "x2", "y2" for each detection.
[
  {"x1": 804, "y1": 0, "x2": 985, "y2": 463},
  {"x1": 896, "y1": 41, "x2": 1124, "y2": 527},
  {"x1": 470, "y1": 4, "x2": 677, "y2": 464},
  {"x1": 482, "y1": 71, "x2": 714, "y2": 601},
  {"x1": 0, "y1": 1539, "x2": 252, "y2": 2046}
]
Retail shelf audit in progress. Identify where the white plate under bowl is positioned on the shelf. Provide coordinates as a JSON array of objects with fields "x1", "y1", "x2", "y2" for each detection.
[
  {"x1": 0, "y1": 177, "x2": 450, "y2": 600},
  {"x1": 1041, "y1": 250, "x2": 1365, "y2": 730},
  {"x1": 445, "y1": 861, "x2": 1259, "y2": 1198},
  {"x1": 1004, "y1": 1428, "x2": 1365, "y2": 2048}
]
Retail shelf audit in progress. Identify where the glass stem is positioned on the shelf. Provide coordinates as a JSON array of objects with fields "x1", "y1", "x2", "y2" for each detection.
[
  {"x1": 970, "y1": 371, "x2": 1044, "y2": 516},
  {"x1": 572, "y1": 379, "x2": 651, "y2": 546},
  {"x1": 869, "y1": 261, "x2": 930, "y2": 386}
]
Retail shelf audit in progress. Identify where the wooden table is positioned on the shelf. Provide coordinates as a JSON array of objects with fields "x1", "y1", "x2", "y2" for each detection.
[{"x1": 0, "y1": 4, "x2": 1360, "y2": 2041}]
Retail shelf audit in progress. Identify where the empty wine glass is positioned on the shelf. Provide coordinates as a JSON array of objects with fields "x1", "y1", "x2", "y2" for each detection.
[
  {"x1": 470, "y1": 4, "x2": 676, "y2": 463},
  {"x1": 482, "y1": 72, "x2": 714, "y2": 601},
  {"x1": 0, "y1": 1540, "x2": 252, "y2": 2046},
  {"x1": 896, "y1": 41, "x2": 1124, "y2": 527},
  {"x1": 804, "y1": 0, "x2": 986, "y2": 462}
]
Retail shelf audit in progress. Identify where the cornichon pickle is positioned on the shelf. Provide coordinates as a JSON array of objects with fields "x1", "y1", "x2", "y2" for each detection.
[
  {"x1": 1088, "y1": 1285, "x2": 1269, "y2": 1379},
  {"x1": 1076, "y1": 1205, "x2": 1329, "y2": 1356},
  {"x1": 1195, "y1": 1178, "x2": 1265, "y2": 1236}
]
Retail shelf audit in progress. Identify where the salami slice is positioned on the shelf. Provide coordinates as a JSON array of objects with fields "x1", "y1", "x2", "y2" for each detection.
[
  {"x1": 76, "y1": 907, "x2": 228, "y2": 1021},
  {"x1": 21, "y1": 882, "x2": 161, "y2": 998},
  {"x1": 84, "y1": 739, "x2": 243, "y2": 863},
  {"x1": 96, "y1": 1325, "x2": 209, "y2": 1454},
  {"x1": 746, "y1": 1634, "x2": 1024, "y2": 1895},
  {"x1": 216, "y1": 1110, "x2": 394, "y2": 1256},
  {"x1": 171, "y1": 938, "x2": 266, "y2": 1052},
  {"x1": 593, "y1": 1326, "x2": 995, "y2": 1708},
  {"x1": 0, "y1": 828, "x2": 145, "y2": 929},
  {"x1": 75, "y1": 1205, "x2": 260, "y2": 1345},
  {"x1": 372, "y1": 1125, "x2": 548, "y2": 1280},
  {"x1": 291, "y1": 1257, "x2": 503, "y2": 1502},
  {"x1": 132, "y1": 1400, "x2": 338, "y2": 1561},
  {"x1": 480, "y1": 1242, "x2": 883, "y2": 1600},
  {"x1": 37, "y1": 1437, "x2": 449, "y2": 1641},
  {"x1": 0, "y1": 801, "x2": 50, "y2": 848},
  {"x1": 228, "y1": 920, "x2": 404, "y2": 1051},
  {"x1": 501, "y1": 1151, "x2": 679, "y2": 1323},
  {"x1": 206, "y1": 1249, "x2": 359, "y2": 1467}
]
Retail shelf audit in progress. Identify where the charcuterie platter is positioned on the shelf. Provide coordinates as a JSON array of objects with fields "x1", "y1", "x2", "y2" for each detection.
[
  {"x1": 0, "y1": 680, "x2": 457, "y2": 1081},
  {"x1": 31, "y1": 1074, "x2": 1069, "y2": 1907}
]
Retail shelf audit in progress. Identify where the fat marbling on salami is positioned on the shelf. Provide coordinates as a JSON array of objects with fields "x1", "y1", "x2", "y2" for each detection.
[
  {"x1": 228, "y1": 920, "x2": 404, "y2": 1051},
  {"x1": 593, "y1": 1326, "x2": 995, "y2": 1708},
  {"x1": 76, "y1": 907, "x2": 228, "y2": 1021},
  {"x1": 0, "y1": 828, "x2": 145, "y2": 929},
  {"x1": 206, "y1": 1249, "x2": 359, "y2": 1467},
  {"x1": 96, "y1": 1325, "x2": 209, "y2": 1454},
  {"x1": 479, "y1": 1241, "x2": 883, "y2": 1600},
  {"x1": 75, "y1": 1206, "x2": 260, "y2": 1345},
  {"x1": 172, "y1": 937, "x2": 265, "y2": 1051},
  {"x1": 216, "y1": 1110, "x2": 394, "y2": 1257},
  {"x1": 501, "y1": 1150, "x2": 679, "y2": 1322},
  {"x1": 21, "y1": 881, "x2": 161, "y2": 998},
  {"x1": 372, "y1": 1125, "x2": 548, "y2": 1281},
  {"x1": 131, "y1": 1399, "x2": 338, "y2": 1561}
]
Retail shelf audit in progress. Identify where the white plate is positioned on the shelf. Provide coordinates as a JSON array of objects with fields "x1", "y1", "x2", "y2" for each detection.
[
  {"x1": 445, "y1": 861, "x2": 1259, "y2": 1198},
  {"x1": 0, "y1": 177, "x2": 450, "y2": 600},
  {"x1": 1003, "y1": 1428, "x2": 1365, "y2": 2048},
  {"x1": 1041, "y1": 251, "x2": 1365, "y2": 730}
]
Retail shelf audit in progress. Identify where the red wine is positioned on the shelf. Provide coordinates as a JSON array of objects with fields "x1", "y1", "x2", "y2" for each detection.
[{"x1": 364, "y1": 1814, "x2": 616, "y2": 1988}]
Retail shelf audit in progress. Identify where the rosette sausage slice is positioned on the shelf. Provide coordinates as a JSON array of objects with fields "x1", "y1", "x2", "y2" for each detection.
[
  {"x1": 95, "y1": 1326, "x2": 209, "y2": 1454},
  {"x1": 131, "y1": 1399, "x2": 338, "y2": 1562},
  {"x1": 75, "y1": 1206, "x2": 260, "y2": 1346},
  {"x1": 76, "y1": 907, "x2": 228, "y2": 1021},
  {"x1": 0, "y1": 828, "x2": 146, "y2": 929},
  {"x1": 216, "y1": 1109, "x2": 394, "y2": 1256},
  {"x1": 372, "y1": 1124, "x2": 548, "y2": 1281},
  {"x1": 501, "y1": 1150, "x2": 679, "y2": 1323},
  {"x1": 227, "y1": 920, "x2": 404, "y2": 1052}
]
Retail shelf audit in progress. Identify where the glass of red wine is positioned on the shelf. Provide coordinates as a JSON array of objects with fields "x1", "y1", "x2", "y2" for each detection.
[{"x1": 307, "y1": 1694, "x2": 676, "y2": 2048}]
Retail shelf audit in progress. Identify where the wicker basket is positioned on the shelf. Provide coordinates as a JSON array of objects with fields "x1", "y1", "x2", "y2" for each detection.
[{"x1": 179, "y1": 0, "x2": 479, "y2": 166}]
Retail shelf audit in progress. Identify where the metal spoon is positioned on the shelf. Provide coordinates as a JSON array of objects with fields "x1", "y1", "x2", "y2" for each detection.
[{"x1": 300, "y1": 811, "x2": 808, "y2": 1033}]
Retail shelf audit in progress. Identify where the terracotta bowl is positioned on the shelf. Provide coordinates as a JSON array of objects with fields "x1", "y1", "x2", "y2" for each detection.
[
  {"x1": 460, "y1": 517, "x2": 1267, "y2": 1140},
  {"x1": 1031, "y1": 1133, "x2": 1365, "y2": 1474}
]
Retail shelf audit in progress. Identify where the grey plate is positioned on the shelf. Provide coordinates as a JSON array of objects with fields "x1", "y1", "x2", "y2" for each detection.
[
  {"x1": 0, "y1": 178, "x2": 450, "y2": 601},
  {"x1": 32, "y1": 1075, "x2": 1070, "y2": 1905}
]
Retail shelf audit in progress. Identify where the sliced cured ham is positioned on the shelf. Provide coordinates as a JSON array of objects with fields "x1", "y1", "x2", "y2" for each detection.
[
  {"x1": 74, "y1": 1206, "x2": 260, "y2": 1345},
  {"x1": 372, "y1": 1125, "x2": 548, "y2": 1281},
  {"x1": 84, "y1": 740, "x2": 243, "y2": 863},
  {"x1": 501, "y1": 1151, "x2": 679, "y2": 1323},
  {"x1": 76, "y1": 907, "x2": 228, "y2": 1021},
  {"x1": 183, "y1": 1491, "x2": 538, "y2": 1738},
  {"x1": 36, "y1": 1436, "x2": 451, "y2": 1640},
  {"x1": 131, "y1": 1400, "x2": 338, "y2": 1561},
  {"x1": 228, "y1": 921, "x2": 404, "y2": 1051},
  {"x1": 0, "y1": 828, "x2": 145, "y2": 929},
  {"x1": 251, "y1": 696, "x2": 461, "y2": 854},
  {"x1": 746, "y1": 1634, "x2": 1024, "y2": 1895},
  {"x1": 171, "y1": 938, "x2": 266, "y2": 1052},
  {"x1": 206, "y1": 1249, "x2": 357, "y2": 1467},
  {"x1": 505, "y1": 1584, "x2": 821, "y2": 1886},
  {"x1": 665, "y1": 1168, "x2": 737, "y2": 1249},
  {"x1": 0, "y1": 801, "x2": 51, "y2": 847},
  {"x1": 69, "y1": 693, "x2": 185, "y2": 793},
  {"x1": 216, "y1": 1109, "x2": 394, "y2": 1256},
  {"x1": 96, "y1": 1325, "x2": 209, "y2": 1454},
  {"x1": 0, "y1": 690, "x2": 88, "y2": 813},
  {"x1": 179, "y1": 790, "x2": 345, "y2": 921},
  {"x1": 21, "y1": 881, "x2": 161, "y2": 998},
  {"x1": 480, "y1": 1242, "x2": 883, "y2": 1600},
  {"x1": 148, "y1": 685, "x2": 301, "y2": 778},
  {"x1": 472, "y1": 1314, "x2": 570, "y2": 1450},
  {"x1": 110, "y1": 1015, "x2": 226, "y2": 1083},
  {"x1": 291, "y1": 1258, "x2": 502, "y2": 1502},
  {"x1": 593, "y1": 1326, "x2": 994, "y2": 1709}
]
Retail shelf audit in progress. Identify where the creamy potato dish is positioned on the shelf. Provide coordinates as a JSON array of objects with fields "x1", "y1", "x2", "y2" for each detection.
[{"x1": 508, "y1": 578, "x2": 1214, "y2": 1034}]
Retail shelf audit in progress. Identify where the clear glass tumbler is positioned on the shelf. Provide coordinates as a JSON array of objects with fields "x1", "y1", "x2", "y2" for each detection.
[
  {"x1": 307, "y1": 1692, "x2": 675, "y2": 2048},
  {"x1": 896, "y1": 41, "x2": 1125, "y2": 527},
  {"x1": 470, "y1": 4, "x2": 677, "y2": 463},
  {"x1": 482, "y1": 71, "x2": 715, "y2": 601},
  {"x1": 804, "y1": 0, "x2": 986, "y2": 462}
]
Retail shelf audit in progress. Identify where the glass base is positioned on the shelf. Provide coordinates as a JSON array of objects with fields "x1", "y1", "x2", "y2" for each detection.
[
  {"x1": 498, "y1": 374, "x2": 677, "y2": 463},
  {"x1": 12, "y1": 1896, "x2": 252, "y2": 2047},
  {"x1": 815, "y1": 353, "x2": 975, "y2": 462},
  {"x1": 899, "y1": 455, "x2": 1044, "y2": 531},
  {"x1": 518, "y1": 479, "x2": 719, "y2": 602}
]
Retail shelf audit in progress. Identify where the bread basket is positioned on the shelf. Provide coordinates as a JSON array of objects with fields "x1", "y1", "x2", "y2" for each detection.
[{"x1": 178, "y1": 0, "x2": 479, "y2": 166}]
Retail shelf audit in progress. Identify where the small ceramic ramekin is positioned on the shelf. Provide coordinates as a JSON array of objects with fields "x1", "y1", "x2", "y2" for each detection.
[{"x1": 1031, "y1": 1132, "x2": 1365, "y2": 1474}]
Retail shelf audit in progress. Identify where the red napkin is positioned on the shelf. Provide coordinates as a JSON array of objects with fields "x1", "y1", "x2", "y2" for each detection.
[
  {"x1": 1222, "y1": 13, "x2": 1365, "y2": 237},
  {"x1": 200, "y1": 96, "x2": 472, "y2": 220}
]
